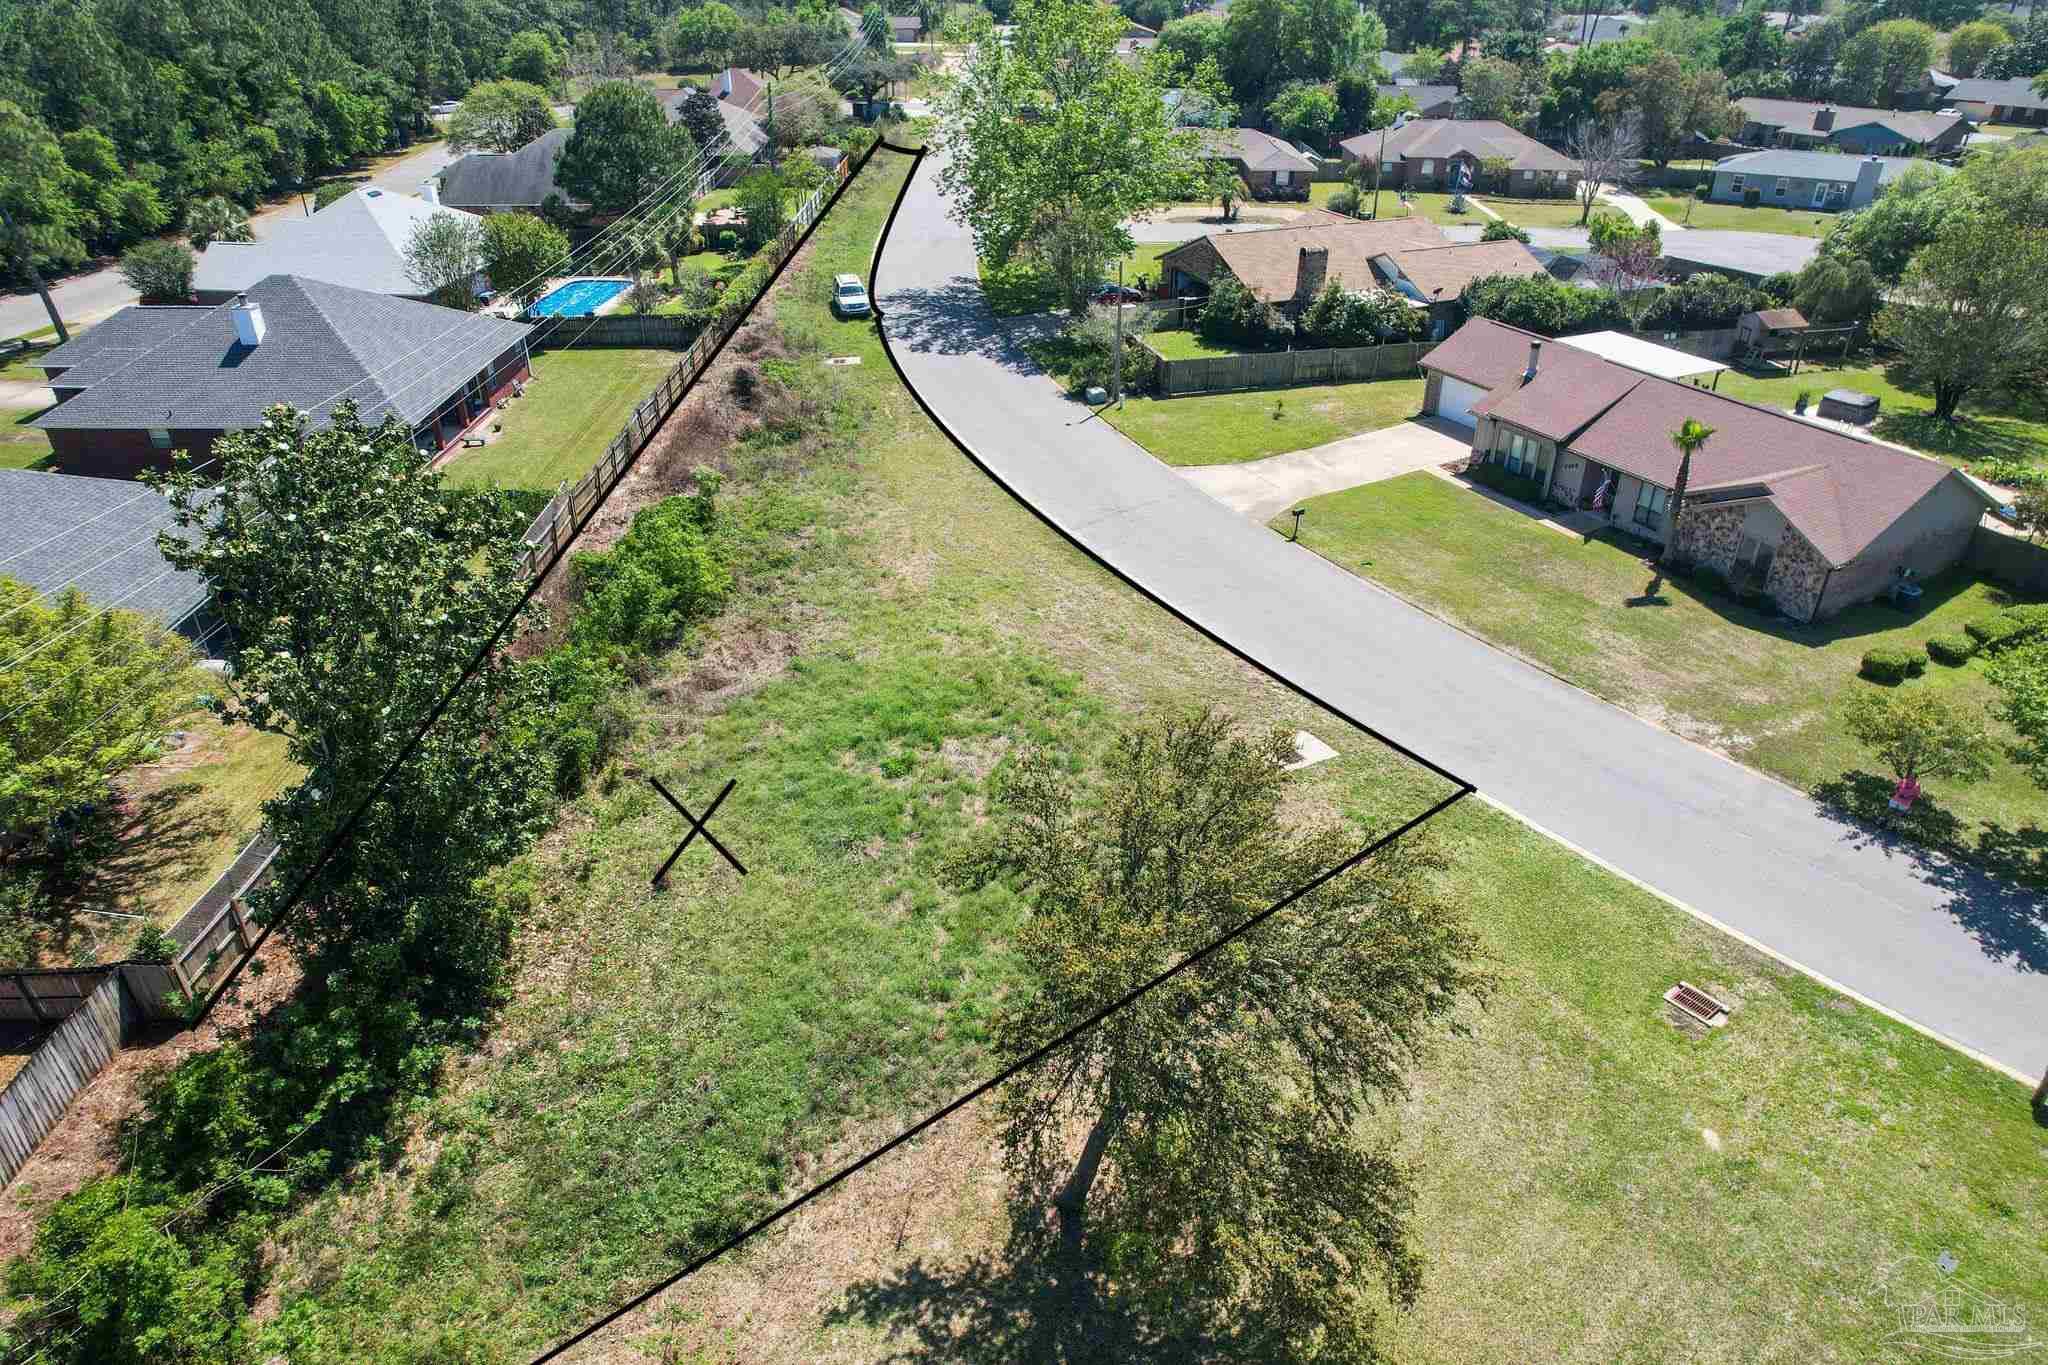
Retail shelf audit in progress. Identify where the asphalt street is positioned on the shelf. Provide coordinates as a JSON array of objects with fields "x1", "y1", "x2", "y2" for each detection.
[{"x1": 874, "y1": 149, "x2": 2047, "y2": 1082}]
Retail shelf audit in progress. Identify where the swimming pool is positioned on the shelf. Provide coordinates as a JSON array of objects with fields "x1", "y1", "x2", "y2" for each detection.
[{"x1": 530, "y1": 278, "x2": 632, "y2": 317}]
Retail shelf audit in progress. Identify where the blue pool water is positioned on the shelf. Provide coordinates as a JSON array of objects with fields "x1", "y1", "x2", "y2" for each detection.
[{"x1": 530, "y1": 278, "x2": 632, "y2": 317}]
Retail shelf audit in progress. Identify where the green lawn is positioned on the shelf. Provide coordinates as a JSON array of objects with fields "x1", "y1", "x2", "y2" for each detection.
[
  {"x1": 1106, "y1": 376, "x2": 1426, "y2": 465},
  {"x1": 1469, "y1": 194, "x2": 1593, "y2": 228},
  {"x1": 1649, "y1": 195, "x2": 1836, "y2": 235},
  {"x1": 1714, "y1": 360, "x2": 2048, "y2": 472},
  {"x1": 979, "y1": 240, "x2": 1184, "y2": 316},
  {"x1": 439, "y1": 347, "x2": 681, "y2": 494},
  {"x1": 1283, "y1": 471, "x2": 2047, "y2": 882},
  {"x1": 0, "y1": 406, "x2": 52, "y2": 469},
  {"x1": 244, "y1": 151, "x2": 2047, "y2": 1365},
  {"x1": 1142, "y1": 327, "x2": 1281, "y2": 360}
]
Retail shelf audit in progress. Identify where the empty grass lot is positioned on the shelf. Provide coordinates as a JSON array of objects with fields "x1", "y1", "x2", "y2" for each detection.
[
  {"x1": 1282, "y1": 471, "x2": 2047, "y2": 882},
  {"x1": 1107, "y1": 375, "x2": 1425, "y2": 465},
  {"x1": 1714, "y1": 361, "x2": 2048, "y2": 472},
  {"x1": 0, "y1": 407, "x2": 51, "y2": 468},
  {"x1": 979, "y1": 241, "x2": 1183, "y2": 316},
  {"x1": 250, "y1": 152, "x2": 2047, "y2": 1365},
  {"x1": 1470, "y1": 193, "x2": 1593, "y2": 228},
  {"x1": 1142, "y1": 327, "x2": 1282, "y2": 360},
  {"x1": 1650, "y1": 196, "x2": 1835, "y2": 235},
  {"x1": 439, "y1": 347, "x2": 681, "y2": 494}
]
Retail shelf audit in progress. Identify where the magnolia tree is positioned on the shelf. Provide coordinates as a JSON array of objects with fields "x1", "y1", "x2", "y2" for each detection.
[{"x1": 939, "y1": 0, "x2": 1228, "y2": 313}]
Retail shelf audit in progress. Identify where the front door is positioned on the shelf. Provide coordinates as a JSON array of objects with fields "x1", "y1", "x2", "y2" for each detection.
[{"x1": 1810, "y1": 180, "x2": 1827, "y2": 207}]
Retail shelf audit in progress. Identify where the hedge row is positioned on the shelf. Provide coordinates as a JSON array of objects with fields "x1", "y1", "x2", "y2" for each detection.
[
  {"x1": 1964, "y1": 604, "x2": 2048, "y2": 653},
  {"x1": 1926, "y1": 633, "x2": 1976, "y2": 666},
  {"x1": 1860, "y1": 645, "x2": 1928, "y2": 683}
]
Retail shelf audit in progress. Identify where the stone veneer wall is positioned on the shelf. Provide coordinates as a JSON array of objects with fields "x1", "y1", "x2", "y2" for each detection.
[
  {"x1": 1674, "y1": 501, "x2": 1747, "y2": 573},
  {"x1": 1765, "y1": 525, "x2": 1830, "y2": 620}
]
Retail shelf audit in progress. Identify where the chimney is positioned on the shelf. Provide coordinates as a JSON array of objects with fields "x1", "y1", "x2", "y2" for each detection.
[
  {"x1": 419, "y1": 178, "x2": 439, "y2": 206},
  {"x1": 1853, "y1": 154, "x2": 1884, "y2": 202},
  {"x1": 1813, "y1": 105, "x2": 1835, "y2": 132},
  {"x1": 230, "y1": 294, "x2": 265, "y2": 347},
  {"x1": 1521, "y1": 340, "x2": 1541, "y2": 386},
  {"x1": 1294, "y1": 245, "x2": 1330, "y2": 305}
]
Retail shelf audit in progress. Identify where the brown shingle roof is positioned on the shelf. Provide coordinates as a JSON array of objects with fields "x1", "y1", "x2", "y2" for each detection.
[
  {"x1": 1380, "y1": 239, "x2": 1547, "y2": 299},
  {"x1": 1199, "y1": 127, "x2": 1317, "y2": 174},
  {"x1": 1340, "y1": 119, "x2": 1576, "y2": 172},
  {"x1": 1423, "y1": 317, "x2": 1990, "y2": 564},
  {"x1": 1161, "y1": 219, "x2": 1450, "y2": 304},
  {"x1": 1752, "y1": 307, "x2": 1808, "y2": 329}
]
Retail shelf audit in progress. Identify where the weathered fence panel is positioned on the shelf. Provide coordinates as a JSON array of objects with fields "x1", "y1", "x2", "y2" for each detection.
[
  {"x1": 1968, "y1": 525, "x2": 2048, "y2": 595},
  {"x1": 0, "y1": 972, "x2": 127, "y2": 1184},
  {"x1": 1148, "y1": 340, "x2": 1430, "y2": 397},
  {"x1": 530, "y1": 314, "x2": 704, "y2": 350},
  {"x1": 170, "y1": 832, "x2": 277, "y2": 1000},
  {"x1": 0, "y1": 969, "x2": 109, "y2": 1026}
]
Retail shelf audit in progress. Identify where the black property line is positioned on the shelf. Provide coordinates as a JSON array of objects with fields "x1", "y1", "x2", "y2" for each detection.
[
  {"x1": 864, "y1": 142, "x2": 1477, "y2": 798},
  {"x1": 191, "y1": 134, "x2": 894, "y2": 1024},
  {"x1": 528, "y1": 784, "x2": 1472, "y2": 1364}
]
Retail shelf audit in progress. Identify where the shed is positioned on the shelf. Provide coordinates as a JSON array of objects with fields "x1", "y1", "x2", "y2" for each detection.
[{"x1": 1737, "y1": 308, "x2": 1809, "y2": 357}]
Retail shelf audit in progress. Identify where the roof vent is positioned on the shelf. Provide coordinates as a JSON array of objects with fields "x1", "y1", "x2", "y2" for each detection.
[
  {"x1": 230, "y1": 294, "x2": 265, "y2": 347},
  {"x1": 1664, "y1": 981, "x2": 1730, "y2": 1029}
]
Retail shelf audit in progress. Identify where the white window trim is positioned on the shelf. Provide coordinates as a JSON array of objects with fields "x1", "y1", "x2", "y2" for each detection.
[{"x1": 1420, "y1": 158, "x2": 1435, "y2": 173}]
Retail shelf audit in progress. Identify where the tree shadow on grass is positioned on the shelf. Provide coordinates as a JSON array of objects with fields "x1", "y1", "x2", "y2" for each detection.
[
  {"x1": 1812, "y1": 770, "x2": 2048, "y2": 973},
  {"x1": 1877, "y1": 412, "x2": 2048, "y2": 466},
  {"x1": 828, "y1": 1208, "x2": 1227, "y2": 1365}
]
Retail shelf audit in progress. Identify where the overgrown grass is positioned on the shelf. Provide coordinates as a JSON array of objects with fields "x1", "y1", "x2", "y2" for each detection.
[
  {"x1": 1649, "y1": 195, "x2": 1836, "y2": 235},
  {"x1": 440, "y1": 347, "x2": 683, "y2": 494},
  {"x1": 0, "y1": 406, "x2": 52, "y2": 469},
  {"x1": 1106, "y1": 376, "x2": 1426, "y2": 465},
  {"x1": 1282, "y1": 471, "x2": 2046, "y2": 882},
  {"x1": 1713, "y1": 360, "x2": 2048, "y2": 471},
  {"x1": 248, "y1": 151, "x2": 2047, "y2": 1365}
]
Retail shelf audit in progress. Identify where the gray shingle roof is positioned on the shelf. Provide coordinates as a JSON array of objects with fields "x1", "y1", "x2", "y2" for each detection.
[
  {"x1": 193, "y1": 189, "x2": 483, "y2": 298},
  {"x1": 0, "y1": 469, "x2": 211, "y2": 634},
  {"x1": 1735, "y1": 97, "x2": 1966, "y2": 145},
  {"x1": 1713, "y1": 148, "x2": 1941, "y2": 183},
  {"x1": 437, "y1": 126, "x2": 576, "y2": 209},
  {"x1": 1200, "y1": 127, "x2": 1317, "y2": 174},
  {"x1": 32, "y1": 274, "x2": 532, "y2": 435},
  {"x1": 1948, "y1": 77, "x2": 2048, "y2": 112},
  {"x1": 1377, "y1": 83, "x2": 1457, "y2": 112}
]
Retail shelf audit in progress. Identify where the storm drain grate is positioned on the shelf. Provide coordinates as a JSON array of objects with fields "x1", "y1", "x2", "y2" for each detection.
[{"x1": 1664, "y1": 981, "x2": 1730, "y2": 1028}]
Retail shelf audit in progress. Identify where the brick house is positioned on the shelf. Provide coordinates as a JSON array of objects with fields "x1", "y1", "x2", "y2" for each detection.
[
  {"x1": 32, "y1": 274, "x2": 533, "y2": 481},
  {"x1": 1418, "y1": 318, "x2": 1997, "y2": 620},
  {"x1": 1337, "y1": 120, "x2": 1579, "y2": 196},
  {"x1": 1198, "y1": 128, "x2": 1318, "y2": 199}
]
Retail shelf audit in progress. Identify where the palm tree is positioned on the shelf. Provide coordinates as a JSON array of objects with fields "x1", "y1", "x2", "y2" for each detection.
[
  {"x1": 1661, "y1": 417, "x2": 1715, "y2": 567},
  {"x1": 655, "y1": 206, "x2": 697, "y2": 287},
  {"x1": 184, "y1": 196, "x2": 253, "y2": 251}
]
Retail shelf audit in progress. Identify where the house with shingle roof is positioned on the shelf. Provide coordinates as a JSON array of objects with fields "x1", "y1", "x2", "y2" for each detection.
[
  {"x1": 1198, "y1": 128, "x2": 1318, "y2": 198},
  {"x1": 1946, "y1": 77, "x2": 2048, "y2": 126},
  {"x1": 1707, "y1": 149, "x2": 1947, "y2": 211},
  {"x1": 193, "y1": 188, "x2": 484, "y2": 304},
  {"x1": 31, "y1": 274, "x2": 533, "y2": 481},
  {"x1": 0, "y1": 469, "x2": 216, "y2": 643},
  {"x1": 1734, "y1": 97, "x2": 1971, "y2": 154},
  {"x1": 1419, "y1": 317, "x2": 1996, "y2": 619},
  {"x1": 436, "y1": 126, "x2": 578, "y2": 215},
  {"x1": 1376, "y1": 83, "x2": 1457, "y2": 118},
  {"x1": 1337, "y1": 120, "x2": 1580, "y2": 197}
]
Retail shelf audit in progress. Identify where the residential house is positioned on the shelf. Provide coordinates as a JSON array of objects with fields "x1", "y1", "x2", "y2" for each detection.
[
  {"x1": 1946, "y1": 77, "x2": 2048, "y2": 126},
  {"x1": 1376, "y1": 83, "x2": 1457, "y2": 119},
  {"x1": 714, "y1": 68, "x2": 766, "y2": 106},
  {"x1": 0, "y1": 469, "x2": 217, "y2": 646},
  {"x1": 192, "y1": 187, "x2": 484, "y2": 304},
  {"x1": 1659, "y1": 229, "x2": 1821, "y2": 283},
  {"x1": 1735, "y1": 307, "x2": 1809, "y2": 360},
  {"x1": 1733, "y1": 98, "x2": 1970, "y2": 154},
  {"x1": 1337, "y1": 120, "x2": 1580, "y2": 196},
  {"x1": 1199, "y1": 128, "x2": 1318, "y2": 198},
  {"x1": 1158, "y1": 218, "x2": 1544, "y2": 336},
  {"x1": 436, "y1": 126, "x2": 578, "y2": 216},
  {"x1": 659, "y1": 88, "x2": 769, "y2": 181},
  {"x1": 1418, "y1": 317, "x2": 1996, "y2": 619},
  {"x1": 1162, "y1": 87, "x2": 1226, "y2": 126},
  {"x1": 1707, "y1": 149, "x2": 1947, "y2": 211},
  {"x1": 31, "y1": 274, "x2": 533, "y2": 480}
]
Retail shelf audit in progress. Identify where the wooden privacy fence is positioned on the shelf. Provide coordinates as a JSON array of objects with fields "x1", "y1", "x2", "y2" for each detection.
[
  {"x1": 519, "y1": 155, "x2": 852, "y2": 578},
  {"x1": 0, "y1": 965, "x2": 184, "y2": 1185},
  {"x1": 1147, "y1": 340, "x2": 1430, "y2": 397},
  {"x1": 167, "y1": 832, "x2": 277, "y2": 1000},
  {"x1": 531, "y1": 313, "x2": 704, "y2": 350}
]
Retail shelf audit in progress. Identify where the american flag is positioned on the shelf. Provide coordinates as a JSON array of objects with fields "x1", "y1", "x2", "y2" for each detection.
[{"x1": 1591, "y1": 474, "x2": 1614, "y2": 511}]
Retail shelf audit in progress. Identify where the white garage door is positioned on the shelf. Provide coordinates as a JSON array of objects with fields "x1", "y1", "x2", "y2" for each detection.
[{"x1": 1436, "y1": 376, "x2": 1486, "y2": 428}]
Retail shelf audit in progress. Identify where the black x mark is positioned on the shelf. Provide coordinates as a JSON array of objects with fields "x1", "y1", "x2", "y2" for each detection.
[{"x1": 649, "y1": 776, "x2": 747, "y2": 885}]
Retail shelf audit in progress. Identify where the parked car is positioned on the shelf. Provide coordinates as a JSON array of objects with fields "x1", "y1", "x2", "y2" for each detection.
[
  {"x1": 1091, "y1": 283, "x2": 1145, "y2": 305},
  {"x1": 831, "y1": 273, "x2": 871, "y2": 318},
  {"x1": 429, "y1": 100, "x2": 461, "y2": 116}
]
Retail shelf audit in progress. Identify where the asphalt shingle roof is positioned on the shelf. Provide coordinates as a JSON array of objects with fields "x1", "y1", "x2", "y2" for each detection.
[
  {"x1": 1200, "y1": 128, "x2": 1317, "y2": 173},
  {"x1": 32, "y1": 274, "x2": 532, "y2": 434},
  {"x1": 1948, "y1": 77, "x2": 2048, "y2": 112},
  {"x1": 1377, "y1": 239, "x2": 1548, "y2": 299},
  {"x1": 1163, "y1": 218, "x2": 1450, "y2": 303},
  {"x1": 437, "y1": 126, "x2": 575, "y2": 209},
  {"x1": 1713, "y1": 148, "x2": 1941, "y2": 183},
  {"x1": 1341, "y1": 120, "x2": 1577, "y2": 172},
  {"x1": 1735, "y1": 97, "x2": 1966, "y2": 145},
  {"x1": 193, "y1": 189, "x2": 483, "y2": 298},
  {"x1": 0, "y1": 469, "x2": 211, "y2": 633},
  {"x1": 1659, "y1": 229, "x2": 1822, "y2": 281},
  {"x1": 1422, "y1": 317, "x2": 1990, "y2": 564}
]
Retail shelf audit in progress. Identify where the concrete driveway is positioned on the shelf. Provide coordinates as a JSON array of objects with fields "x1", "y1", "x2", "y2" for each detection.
[{"x1": 1179, "y1": 417, "x2": 1470, "y2": 523}]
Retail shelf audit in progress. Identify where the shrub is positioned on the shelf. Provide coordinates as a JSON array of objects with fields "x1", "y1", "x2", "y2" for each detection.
[
  {"x1": 130, "y1": 925, "x2": 179, "y2": 964},
  {"x1": 1326, "y1": 185, "x2": 1360, "y2": 217},
  {"x1": 1198, "y1": 271, "x2": 1292, "y2": 346},
  {"x1": 570, "y1": 474, "x2": 732, "y2": 656},
  {"x1": 1481, "y1": 218, "x2": 1531, "y2": 243},
  {"x1": 1926, "y1": 633, "x2": 1976, "y2": 666},
  {"x1": 518, "y1": 644, "x2": 632, "y2": 792},
  {"x1": 1965, "y1": 605, "x2": 2048, "y2": 653},
  {"x1": 117, "y1": 239, "x2": 196, "y2": 303},
  {"x1": 1469, "y1": 459, "x2": 1543, "y2": 503},
  {"x1": 1860, "y1": 645, "x2": 1927, "y2": 683}
]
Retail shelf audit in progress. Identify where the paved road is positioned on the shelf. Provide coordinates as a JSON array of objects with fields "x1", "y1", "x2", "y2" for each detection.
[
  {"x1": 1178, "y1": 418, "x2": 1468, "y2": 523},
  {"x1": 875, "y1": 150, "x2": 2048, "y2": 1082},
  {"x1": 1, "y1": 138, "x2": 463, "y2": 340}
]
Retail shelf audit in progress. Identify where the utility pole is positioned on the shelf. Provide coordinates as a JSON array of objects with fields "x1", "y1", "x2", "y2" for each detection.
[
  {"x1": 1112, "y1": 260, "x2": 1125, "y2": 409},
  {"x1": 0, "y1": 204, "x2": 71, "y2": 345}
]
